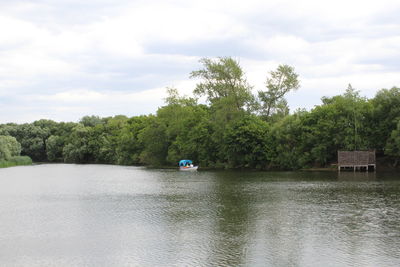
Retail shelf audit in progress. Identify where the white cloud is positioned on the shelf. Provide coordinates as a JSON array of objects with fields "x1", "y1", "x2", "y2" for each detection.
[
  {"x1": 0, "y1": 0, "x2": 400, "y2": 122},
  {"x1": 36, "y1": 87, "x2": 168, "y2": 104}
]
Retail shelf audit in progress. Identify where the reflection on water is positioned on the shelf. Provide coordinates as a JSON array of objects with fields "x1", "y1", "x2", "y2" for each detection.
[
  {"x1": 0, "y1": 165, "x2": 399, "y2": 267},
  {"x1": 337, "y1": 171, "x2": 377, "y2": 181}
]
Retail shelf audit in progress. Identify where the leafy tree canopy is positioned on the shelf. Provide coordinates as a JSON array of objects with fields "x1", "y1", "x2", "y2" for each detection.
[
  {"x1": 190, "y1": 57, "x2": 254, "y2": 111},
  {"x1": 258, "y1": 64, "x2": 300, "y2": 118}
]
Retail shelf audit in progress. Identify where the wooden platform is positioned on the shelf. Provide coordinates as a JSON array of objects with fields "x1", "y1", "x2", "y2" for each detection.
[{"x1": 338, "y1": 151, "x2": 376, "y2": 172}]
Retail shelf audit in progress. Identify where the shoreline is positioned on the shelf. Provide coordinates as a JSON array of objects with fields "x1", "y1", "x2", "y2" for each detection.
[{"x1": 18, "y1": 161, "x2": 399, "y2": 172}]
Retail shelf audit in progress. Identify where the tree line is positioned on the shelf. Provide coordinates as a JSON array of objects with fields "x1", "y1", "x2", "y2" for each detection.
[{"x1": 1, "y1": 57, "x2": 400, "y2": 169}]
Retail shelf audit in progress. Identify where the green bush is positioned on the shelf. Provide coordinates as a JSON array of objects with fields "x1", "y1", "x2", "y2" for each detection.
[{"x1": 0, "y1": 156, "x2": 32, "y2": 168}]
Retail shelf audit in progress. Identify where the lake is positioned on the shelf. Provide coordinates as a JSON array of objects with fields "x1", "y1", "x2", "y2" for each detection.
[{"x1": 0, "y1": 164, "x2": 399, "y2": 266}]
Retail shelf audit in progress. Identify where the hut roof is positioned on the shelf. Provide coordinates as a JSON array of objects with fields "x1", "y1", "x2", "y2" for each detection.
[{"x1": 338, "y1": 150, "x2": 375, "y2": 165}]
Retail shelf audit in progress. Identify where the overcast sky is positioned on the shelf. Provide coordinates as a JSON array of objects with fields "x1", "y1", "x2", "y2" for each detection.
[{"x1": 1, "y1": 0, "x2": 399, "y2": 123}]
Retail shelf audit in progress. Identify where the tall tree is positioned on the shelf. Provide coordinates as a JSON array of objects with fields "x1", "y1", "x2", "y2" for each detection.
[
  {"x1": 258, "y1": 64, "x2": 300, "y2": 118},
  {"x1": 190, "y1": 57, "x2": 255, "y2": 163},
  {"x1": 190, "y1": 57, "x2": 254, "y2": 111}
]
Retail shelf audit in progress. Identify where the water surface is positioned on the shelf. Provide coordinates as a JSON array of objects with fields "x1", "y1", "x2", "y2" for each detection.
[{"x1": 0, "y1": 164, "x2": 399, "y2": 266}]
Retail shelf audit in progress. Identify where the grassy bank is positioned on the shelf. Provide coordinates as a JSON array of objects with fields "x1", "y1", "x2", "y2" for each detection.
[{"x1": 0, "y1": 156, "x2": 33, "y2": 168}]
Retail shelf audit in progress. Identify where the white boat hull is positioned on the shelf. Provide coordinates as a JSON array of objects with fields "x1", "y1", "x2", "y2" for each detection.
[{"x1": 179, "y1": 166, "x2": 198, "y2": 171}]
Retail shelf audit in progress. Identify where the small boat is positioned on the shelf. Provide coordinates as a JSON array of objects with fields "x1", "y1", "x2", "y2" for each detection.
[
  {"x1": 179, "y1": 159, "x2": 198, "y2": 171},
  {"x1": 180, "y1": 166, "x2": 198, "y2": 171}
]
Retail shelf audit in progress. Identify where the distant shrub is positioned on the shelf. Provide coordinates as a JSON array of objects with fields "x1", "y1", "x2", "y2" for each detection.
[{"x1": 0, "y1": 156, "x2": 32, "y2": 168}]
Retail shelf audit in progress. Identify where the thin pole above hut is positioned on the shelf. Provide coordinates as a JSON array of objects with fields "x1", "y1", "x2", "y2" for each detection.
[{"x1": 338, "y1": 150, "x2": 376, "y2": 172}]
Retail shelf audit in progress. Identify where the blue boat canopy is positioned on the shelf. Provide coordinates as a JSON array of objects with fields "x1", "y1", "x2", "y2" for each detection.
[{"x1": 179, "y1": 159, "x2": 192, "y2": 166}]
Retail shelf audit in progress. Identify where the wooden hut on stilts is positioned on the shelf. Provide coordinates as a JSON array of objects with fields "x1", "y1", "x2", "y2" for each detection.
[{"x1": 337, "y1": 150, "x2": 376, "y2": 172}]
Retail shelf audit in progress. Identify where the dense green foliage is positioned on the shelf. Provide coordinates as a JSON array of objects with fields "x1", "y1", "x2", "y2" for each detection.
[
  {"x1": 1, "y1": 57, "x2": 399, "y2": 169},
  {"x1": 0, "y1": 135, "x2": 32, "y2": 168}
]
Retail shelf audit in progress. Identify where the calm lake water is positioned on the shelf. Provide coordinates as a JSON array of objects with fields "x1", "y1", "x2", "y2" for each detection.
[{"x1": 0, "y1": 164, "x2": 399, "y2": 267}]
